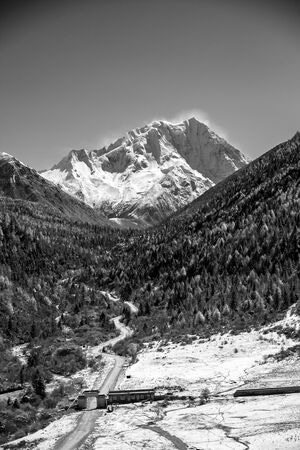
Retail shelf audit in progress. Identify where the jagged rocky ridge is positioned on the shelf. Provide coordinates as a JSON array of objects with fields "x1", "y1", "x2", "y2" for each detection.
[{"x1": 41, "y1": 117, "x2": 249, "y2": 226}]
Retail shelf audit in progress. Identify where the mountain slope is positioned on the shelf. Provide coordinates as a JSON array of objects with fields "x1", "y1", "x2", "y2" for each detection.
[
  {"x1": 0, "y1": 151, "x2": 120, "y2": 346},
  {"x1": 0, "y1": 152, "x2": 109, "y2": 225},
  {"x1": 41, "y1": 117, "x2": 249, "y2": 226},
  {"x1": 0, "y1": 154, "x2": 124, "y2": 346},
  {"x1": 94, "y1": 131, "x2": 300, "y2": 334},
  {"x1": 176, "y1": 130, "x2": 300, "y2": 220}
]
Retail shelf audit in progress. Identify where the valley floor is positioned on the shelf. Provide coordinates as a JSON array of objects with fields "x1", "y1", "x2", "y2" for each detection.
[
  {"x1": 87, "y1": 325, "x2": 300, "y2": 450},
  {"x1": 3, "y1": 313, "x2": 300, "y2": 450}
]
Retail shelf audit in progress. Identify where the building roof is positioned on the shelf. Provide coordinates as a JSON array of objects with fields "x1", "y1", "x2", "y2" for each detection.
[{"x1": 109, "y1": 389, "x2": 154, "y2": 395}]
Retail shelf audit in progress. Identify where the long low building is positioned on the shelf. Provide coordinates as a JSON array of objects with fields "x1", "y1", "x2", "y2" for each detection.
[
  {"x1": 234, "y1": 386, "x2": 300, "y2": 397},
  {"x1": 78, "y1": 388, "x2": 155, "y2": 409},
  {"x1": 108, "y1": 388, "x2": 155, "y2": 405}
]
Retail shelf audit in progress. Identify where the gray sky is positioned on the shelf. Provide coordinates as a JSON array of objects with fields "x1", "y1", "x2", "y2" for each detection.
[{"x1": 0, "y1": 0, "x2": 299, "y2": 169}]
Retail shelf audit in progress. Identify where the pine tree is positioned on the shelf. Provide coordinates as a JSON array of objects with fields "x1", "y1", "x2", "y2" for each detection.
[
  {"x1": 30, "y1": 320, "x2": 37, "y2": 340},
  {"x1": 31, "y1": 368, "x2": 46, "y2": 398},
  {"x1": 194, "y1": 311, "x2": 205, "y2": 326}
]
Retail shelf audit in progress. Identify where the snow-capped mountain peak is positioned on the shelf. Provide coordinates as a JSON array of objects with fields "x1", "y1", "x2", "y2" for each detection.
[{"x1": 41, "y1": 117, "x2": 249, "y2": 226}]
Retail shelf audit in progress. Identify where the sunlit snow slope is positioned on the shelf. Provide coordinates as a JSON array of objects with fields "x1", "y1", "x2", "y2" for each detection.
[{"x1": 42, "y1": 117, "x2": 249, "y2": 226}]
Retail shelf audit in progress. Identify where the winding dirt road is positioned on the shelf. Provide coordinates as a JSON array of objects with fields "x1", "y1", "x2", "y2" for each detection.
[{"x1": 54, "y1": 314, "x2": 133, "y2": 450}]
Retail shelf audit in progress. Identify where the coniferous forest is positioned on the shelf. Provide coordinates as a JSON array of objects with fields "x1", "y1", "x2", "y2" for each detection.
[{"x1": 0, "y1": 133, "x2": 299, "y2": 344}]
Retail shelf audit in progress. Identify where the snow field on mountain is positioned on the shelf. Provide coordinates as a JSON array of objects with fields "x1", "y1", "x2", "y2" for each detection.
[
  {"x1": 42, "y1": 147, "x2": 210, "y2": 209},
  {"x1": 41, "y1": 118, "x2": 248, "y2": 224}
]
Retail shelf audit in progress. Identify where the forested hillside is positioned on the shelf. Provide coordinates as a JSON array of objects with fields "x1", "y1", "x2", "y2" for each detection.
[
  {"x1": 0, "y1": 151, "x2": 122, "y2": 345},
  {"x1": 0, "y1": 198, "x2": 126, "y2": 343},
  {"x1": 102, "y1": 132, "x2": 300, "y2": 336},
  {"x1": 1, "y1": 132, "x2": 299, "y2": 344},
  {"x1": 0, "y1": 197, "x2": 125, "y2": 444}
]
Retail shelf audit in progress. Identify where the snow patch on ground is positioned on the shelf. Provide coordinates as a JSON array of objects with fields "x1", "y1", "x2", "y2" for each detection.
[
  {"x1": 89, "y1": 404, "x2": 177, "y2": 450},
  {"x1": 266, "y1": 305, "x2": 300, "y2": 333},
  {"x1": 11, "y1": 344, "x2": 28, "y2": 365},
  {"x1": 124, "y1": 301, "x2": 138, "y2": 314},
  {"x1": 100, "y1": 327, "x2": 299, "y2": 449},
  {"x1": 99, "y1": 291, "x2": 119, "y2": 303},
  {"x1": 159, "y1": 393, "x2": 300, "y2": 450},
  {"x1": 119, "y1": 329, "x2": 294, "y2": 396}
]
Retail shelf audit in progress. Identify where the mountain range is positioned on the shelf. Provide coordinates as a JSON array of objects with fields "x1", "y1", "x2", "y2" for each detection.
[{"x1": 41, "y1": 117, "x2": 249, "y2": 226}]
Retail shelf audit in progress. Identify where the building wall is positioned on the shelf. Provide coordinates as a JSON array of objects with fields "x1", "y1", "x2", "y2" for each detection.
[
  {"x1": 78, "y1": 396, "x2": 87, "y2": 409},
  {"x1": 97, "y1": 394, "x2": 107, "y2": 408},
  {"x1": 108, "y1": 392, "x2": 154, "y2": 404}
]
